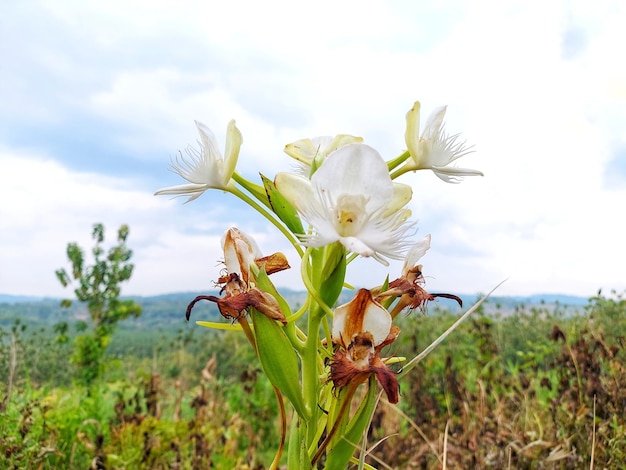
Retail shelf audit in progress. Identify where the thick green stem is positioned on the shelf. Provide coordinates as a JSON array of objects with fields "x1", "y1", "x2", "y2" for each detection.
[
  {"x1": 299, "y1": 247, "x2": 335, "y2": 449},
  {"x1": 300, "y1": 249, "x2": 334, "y2": 318},
  {"x1": 302, "y1": 302, "x2": 322, "y2": 447}
]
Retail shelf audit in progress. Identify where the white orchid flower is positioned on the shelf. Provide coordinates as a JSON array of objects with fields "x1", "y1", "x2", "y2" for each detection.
[
  {"x1": 155, "y1": 120, "x2": 242, "y2": 202},
  {"x1": 404, "y1": 101, "x2": 483, "y2": 183},
  {"x1": 284, "y1": 134, "x2": 363, "y2": 176},
  {"x1": 275, "y1": 143, "x2": 414, "y2": 265}
]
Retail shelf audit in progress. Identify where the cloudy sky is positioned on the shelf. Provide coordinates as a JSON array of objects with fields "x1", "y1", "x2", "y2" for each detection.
[{"x1": 1, "y1": 0, "x2": 625, "y2": 300}]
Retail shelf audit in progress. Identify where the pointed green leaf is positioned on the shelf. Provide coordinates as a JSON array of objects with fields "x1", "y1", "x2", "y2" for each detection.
[
  {"x1": 287, "y1": 417, "x2": 313, "y2": 470},
  {"x1": 324, "y1": 378, "x2": 378, "y2": 469},
  {"x1": 251, "y1": 308, "x2": 308, "y2": 419},
  {"x1": 261, "y1": 174, "x2": 304, "y2": 234}
]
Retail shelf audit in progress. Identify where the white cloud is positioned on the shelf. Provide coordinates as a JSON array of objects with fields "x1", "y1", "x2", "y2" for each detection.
[{"x1": 1, "y1": 0, "x2": 625, "y2": 300}]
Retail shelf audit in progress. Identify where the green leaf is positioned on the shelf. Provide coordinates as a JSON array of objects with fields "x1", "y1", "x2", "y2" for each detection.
[
  {"x1": 287, "y1": 417, "x2": 313, "y2": 470},
  {"x1": 261, "y1": 174, "x2": 304, "y2": 235},
  {"x1": 251, "y1": 309, "x2": 308, "y2": 420},
  {"x1": 324, "y1": 378, "x2": 378, "y2": 469}
]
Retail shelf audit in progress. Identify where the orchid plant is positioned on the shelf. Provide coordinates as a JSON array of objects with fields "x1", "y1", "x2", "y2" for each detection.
[{"x1": 156, "y1": 100, "x2": 491, "y2": 469}]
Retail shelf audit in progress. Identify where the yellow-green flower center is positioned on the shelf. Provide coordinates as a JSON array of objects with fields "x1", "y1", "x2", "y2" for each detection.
[{"x1": 334, "y1": 194, "x2": 368, "y2": 237}]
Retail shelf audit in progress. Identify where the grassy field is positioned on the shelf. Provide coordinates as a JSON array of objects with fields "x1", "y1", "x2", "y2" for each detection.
[{"x1": 1, "y1": 290, "x2": 625, "y2": 469}]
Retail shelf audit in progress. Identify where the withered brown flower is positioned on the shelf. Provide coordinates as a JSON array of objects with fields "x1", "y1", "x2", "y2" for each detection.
[
  {"x1": 329, "y1": 289, "x2": 400, "y2": 403},
  {"x1": 373, "y1": 234, "x2": 462, "y2": 317},
  {"x1": 186, "y1": 227, "x2": 290, "y2": 324}
]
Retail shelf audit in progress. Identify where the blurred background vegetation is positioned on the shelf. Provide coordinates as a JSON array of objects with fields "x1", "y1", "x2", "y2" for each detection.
[
  {"x1": 1, "y1": 288, "x2": 625, "y2": 468},
  {"x1": 2, "y1": 222, "x2": 625, "y2": 468}
]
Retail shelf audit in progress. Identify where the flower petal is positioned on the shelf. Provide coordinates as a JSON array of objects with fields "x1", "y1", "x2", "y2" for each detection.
[
  {"x1": 246, "y1": 288, "x2": 287, "y2": 325},
  {"x1": 361, "y1": 295, "x2": 393, "y2": 347},
  {"x1": 404, "y1": 101, "x2": 421, "y2": 159},
  {"x1": 284, "y1": 136, "x2": 332, "y2": 165},
  {"x1": 195, "y1": 120, "x2": 220, "y2": 161},
  {"x1": 274, "y1": 172, "x2": 315, "y2": 212},
  {"x1": 329, "y1": 349, "x2": 371, "y2": 389},
  {"x1": 384, "y1": 182, "x2": 413, "y2": 216},
  {"x1": 421, "y1": 105, "x2": 447, "y2": 141},
  {"x1": 432, "y1": 166, "x2": 484, "y2": 183},
  {"x1": 223, "y1": 120, "x2": 243, "y2": 185},
  {"x1": 371, "y1": 355, "x2": 400, "y2": 403},
  {"x1": 332, "y1": 289, "x2": 392, "y2": 348},
  {"x1": 154, "y1": 183, "x2": 208, "y2": 196},
  {"x1": 313, "y1": 144, "x2": 393, "y2": 213},
  {"x1": 284, "y1": 134, "x2": 363, "y2": 168},
  {"x1": 402, "y1": 234, "x2": 431, "y2": 276},
  {"x1": 274, "y1": 172, "x2": 332, "y2": 238},
  {"x1": 153, "y1": 183, "x2": 208, "y2": 203},
  {"x1": 221, "y1": 227, "x2": 262, "y2": 284}
]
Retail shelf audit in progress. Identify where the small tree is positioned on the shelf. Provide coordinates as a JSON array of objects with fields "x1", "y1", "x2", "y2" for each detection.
[{"x1": 55, "y1": 223, "x2": 142, "y2": 386}]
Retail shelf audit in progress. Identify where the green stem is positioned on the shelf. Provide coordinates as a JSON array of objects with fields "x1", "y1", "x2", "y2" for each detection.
[
  {"x1": 389, "y1": 163, "x2": 416, "y2": 180},
  {"x1": 345, "y1": 252, "x2": 358, "y2": 264},
  {"x1": 284, "y1": 318, "x2": 306, "y2": 354},
  {"x1": 387, "y1": 150, "x2": 411, "y2": 173},
  {"x1": 321, "y1": 316, "x2": 333, "y2": 355},
  {"x1": 300, "y1": 248, "x2": 334, "y2": 319},
  {"x1": 231, "y1": 171, "x2": 270, "y2": 207},
  {"x1": 302, "y1": 305, "x2": 321, "y2": 447},
  {"x1": 299, "y1": 247, "x2": 333, "y2": 448}
]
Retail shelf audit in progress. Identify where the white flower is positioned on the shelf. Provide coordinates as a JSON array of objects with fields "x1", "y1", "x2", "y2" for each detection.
[
  {"x1": 401, "y1": 234, "x2": 431, "y2": 279},
  {"x1": 221, "y1": 227, "x2": 263, "y2": 287},
  {"x1": 405, "y1": 101, "x2": 482, "y2": 183},
  {"x1": 275, "y1": 143, "x2": 414, "y2": 265},
  {"x1": 155, "y1": 120, "x2": 242, "y2": 202},
  {"x1": 284, "y1": 134, "x2": 363, "y2": 176}
]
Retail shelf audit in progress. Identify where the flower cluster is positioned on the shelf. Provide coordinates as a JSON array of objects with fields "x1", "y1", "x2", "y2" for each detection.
[{"x1": 155, "y1": 100, "x2": 481, "y2": 469}]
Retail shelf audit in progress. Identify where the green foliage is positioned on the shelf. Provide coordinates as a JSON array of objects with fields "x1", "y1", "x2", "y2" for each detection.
[
  {"x1": 2, "y1": 290, "x2": 626, "y2": 468},
  {"x1": 54, "y1": 223, "x2": 142, "y2": 386}
]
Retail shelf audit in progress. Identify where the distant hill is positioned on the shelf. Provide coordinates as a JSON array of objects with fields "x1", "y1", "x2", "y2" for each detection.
[
  {"x1": 0, "y1": 291, "x2": 220, "y2": 328},
  {"x1": 0, "y1": 290, "x2": 593, "y2": 329},
  {"x1": 1, "y1": 290, "x2": 592, "y2": 306},
  {"x1": 0, "y1": 294, "x2": 48, "y2": 304}
]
